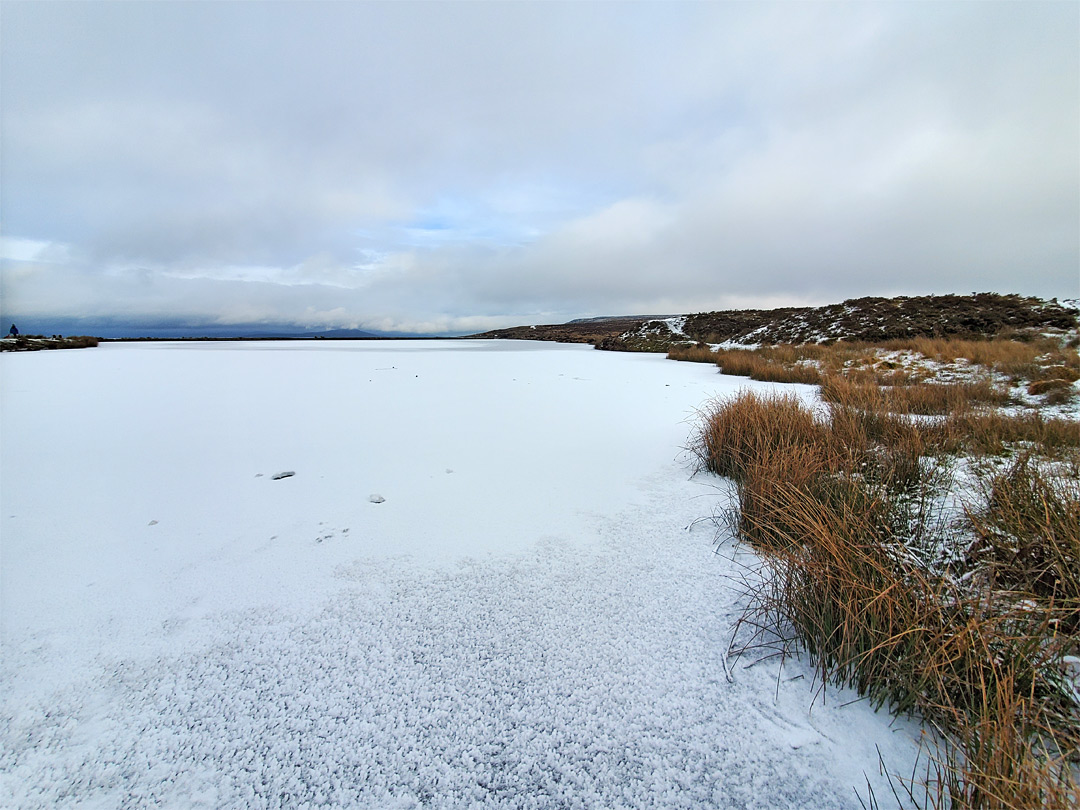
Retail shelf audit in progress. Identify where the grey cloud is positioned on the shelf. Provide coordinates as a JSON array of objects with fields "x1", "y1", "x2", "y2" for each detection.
[{"x1": 1, "y1": 2, "x2": 1076, "y2": 333}]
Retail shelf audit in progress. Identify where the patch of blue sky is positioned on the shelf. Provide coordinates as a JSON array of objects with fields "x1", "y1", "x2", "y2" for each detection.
[
  {"x1": 397, "y1": 222, "x2": 529, "y2": 249},
  {"x1": 383, "y1": 197, "x2": 544, "y2": 251},
  {"x1": 388, "y1": 180, "x2": 640, "y2": 251}
]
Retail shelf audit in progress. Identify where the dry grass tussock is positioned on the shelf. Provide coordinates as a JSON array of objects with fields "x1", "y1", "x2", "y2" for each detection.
[
  {"x1": 821, "y1": 375, "x2": 1013, "y2": 416},
  {"x1": 666, "y1": 344, "x2": 721, "y2": 364},
  {"x1": 63, "y1": 335, "x2": 100, "y2": 348},
  {"x1": 938, "y1": 412, "x2": 1080, "y2": 456},
  {"x1": 691, "y1": 390, "x2": 1080, "y2": 809},
  {"x1": 968, "y1": 457, "x2": 1080, "y2": 619},
  {"x1": 882, "y1": 337, "x2": 1079, "y2": 381},
  {"x1": 671, "y1": 335, "x2": 1080, "y2": 410},
  {"x1": 712, "y1": 347, "x2": 818, "y2": 383},
  {"x1": 669, "y1": 344, "x2": 829, "y2": 385}
]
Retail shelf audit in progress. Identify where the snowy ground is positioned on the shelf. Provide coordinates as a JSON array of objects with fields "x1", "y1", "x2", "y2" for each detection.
[{"x1": 1, "y1": 340, "x2": 925, "y2": 809}]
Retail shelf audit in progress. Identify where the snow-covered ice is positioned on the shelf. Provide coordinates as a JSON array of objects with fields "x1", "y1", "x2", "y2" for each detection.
[{"x1": 1, "y1": 340, "x2": 924, "y2": 808}]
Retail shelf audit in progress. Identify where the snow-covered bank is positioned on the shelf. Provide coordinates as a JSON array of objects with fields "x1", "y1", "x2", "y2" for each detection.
[{"x1": 1, "y1": 341, "x2": 922, "y2": 808}]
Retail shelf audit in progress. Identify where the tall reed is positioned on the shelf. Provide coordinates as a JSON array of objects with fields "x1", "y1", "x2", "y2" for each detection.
[{"x1": 692, "y1": 390, "x2": 1080, "y2": 808}]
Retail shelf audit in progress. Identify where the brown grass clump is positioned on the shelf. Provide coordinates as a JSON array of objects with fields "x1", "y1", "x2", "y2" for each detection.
[
  {"x1": 880, "y1": 336, "x2": 1078, "y2": 379},
  {"x1": 967, "y1": 456, "x2": 1080, "y2": 614},
  {"x1": 1026, "y1": 378, "x2": 1078, "y2": 408},
  {"x1": 941, "y1": 412, "x2": 1080, "y2": 456},
  {"x1": 845, "y1": 366, "x2": 921, "y2": 387},
  {"x1": 1032, "y1": 366, "x2": 1080, "y2": 384},
  {"x1": 820, "y1": 374, "x2": 884, "y2": 410},
  {"x1": 666, "y1": 344, "x2": 718, "y2": 364},
  {"x1": 1042, "y1": 386, "x2": 1078, "y2": 408},
  {"x1": 1028, "y1": 379, "x2": 1075, "y2": 397},
  {"x1": 748, "y1": 361, "x2": 823, "y2": 385},
  {"x1": 734, "y1": 475, "x2": 940, "y2": 711},
  {"x1": 693, "y1": 390, "x2": 1080, "y2": 808},
  {"x1": 892, "y1": 380, "x2": 1011, "y2": 415},
  {"x1": 64, "y1": 335, "x2": 100, "y2": 348},
  {"x1": 822, "y1": 375, "x2": 1011, "y2": 416},
  {"x1": 711, "y1": 347, "x2": 824, "y2": 385},
  {"x1": 928, "y1": 627, "x2": 1080, "y2": 810},
  {"x1": 713, "y1": 349, "x2": 770, "y2": 378},
  {"x1": 691, "y1": 390, "x2": 826, "y2": 481},
  {"x1": 670, "y1": 336, "x2": 1079, "y2": 399}
]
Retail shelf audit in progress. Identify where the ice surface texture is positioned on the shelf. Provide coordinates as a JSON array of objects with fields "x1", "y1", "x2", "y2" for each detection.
[{"x1": 0, "y1": 340, "x2": 921, "y2": 809}]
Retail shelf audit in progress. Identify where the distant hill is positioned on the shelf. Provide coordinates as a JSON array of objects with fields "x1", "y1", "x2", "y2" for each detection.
[
  {"x1": 471, "y1": 294, "x2": 1079, "y2": 351},
  {"x1": 472, "y1": 317, "x2": 649, "y2": 345},
  {"x1": 2, "y1": 317, "x2": 437, "y2": 340}
]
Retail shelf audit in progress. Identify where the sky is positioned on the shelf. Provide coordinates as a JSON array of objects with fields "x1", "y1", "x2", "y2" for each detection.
[{"x1": 1, "y1": 2, "x2": 1077, "y2": 336}]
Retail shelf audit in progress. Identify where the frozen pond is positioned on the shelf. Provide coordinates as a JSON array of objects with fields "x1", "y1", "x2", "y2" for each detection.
[{"x1": 1, "y1": 340, "x2": 922, "y2": 808}]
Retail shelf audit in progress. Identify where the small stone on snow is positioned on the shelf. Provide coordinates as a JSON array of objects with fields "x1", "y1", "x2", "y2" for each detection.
[
  {"x1": 272, "y1": 471, "x2": 295, "y2": 480},
  {"x1": 369, "y1": 494, "x2": 386, "y2": 504}
]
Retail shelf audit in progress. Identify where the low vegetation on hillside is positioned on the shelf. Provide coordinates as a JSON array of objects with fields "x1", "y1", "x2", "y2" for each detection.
[
  {"x1": 687, "y1": 335, "x2": 1079, "y2": 809},
  {"x1": 471, "y1": 317, "x2": 648, "y2": 344},
  {"x1": 471, "y1": 294, "x2": 1078, "y2": 357},
  {"x1": 606, "y1": 294, "x2": 1078, "y2": 352}
]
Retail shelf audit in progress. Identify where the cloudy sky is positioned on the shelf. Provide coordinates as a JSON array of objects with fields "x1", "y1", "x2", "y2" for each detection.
[{"x1": 1, "y1": 2, "x2": 1077, "y2": 335}]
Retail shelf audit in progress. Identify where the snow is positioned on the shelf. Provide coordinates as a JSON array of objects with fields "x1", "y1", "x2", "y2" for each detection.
[
  {"x1": 661, "y1": 317, "x2": 687, "y2": 336},
  {"x1": 1, "y1": 340, "x2": 924, "y2": 808}
]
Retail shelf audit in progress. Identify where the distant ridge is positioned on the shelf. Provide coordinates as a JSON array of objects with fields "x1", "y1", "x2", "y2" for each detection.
[
  {"x1": 2, "y1": 317, "x2": 439, "y2": 340},
  {"x1": 472, "y1": 294, "x2": 1079, "y2": 351}
]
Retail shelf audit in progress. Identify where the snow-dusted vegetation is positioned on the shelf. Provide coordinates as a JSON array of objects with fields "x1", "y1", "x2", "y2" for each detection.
[{"x1": 684, "y1": 337, "x2": 1080, "y2": 808}]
